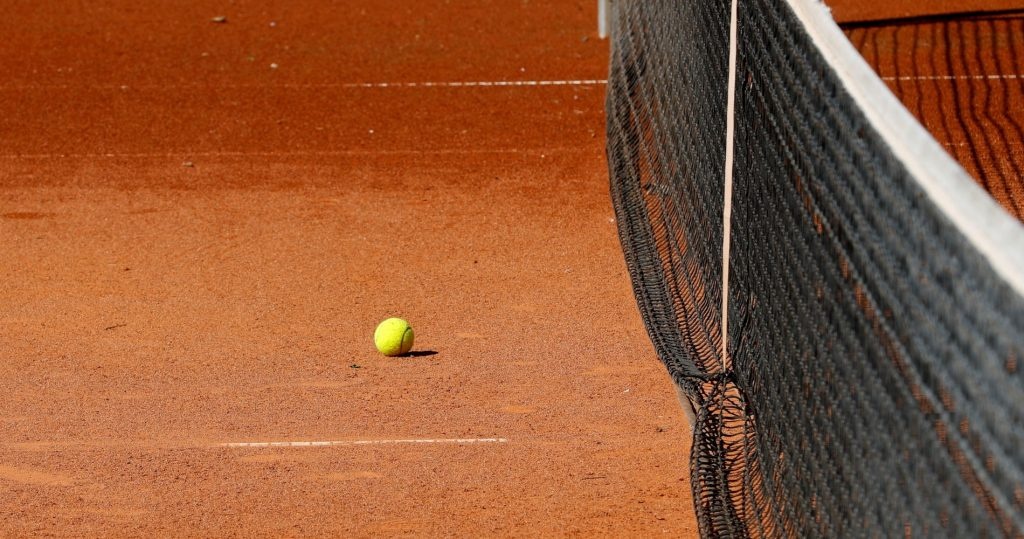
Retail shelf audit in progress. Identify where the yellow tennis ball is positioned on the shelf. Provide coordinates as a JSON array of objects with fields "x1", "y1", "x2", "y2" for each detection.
[{"x1": 374, "y1": 318, "x2": 414, "y2": 356}]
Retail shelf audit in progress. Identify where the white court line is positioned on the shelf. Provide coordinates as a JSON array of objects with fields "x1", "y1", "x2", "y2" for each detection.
[
  {"x1": 0, "y1": 147, "x2": 590, "y2": 160},
  {"x1": 0, "y1": 79, "x2": 608, "y2": 91},
  {"x1": 4, "y1": 74, "x2": 1021, "y2": 91},
  {"x1": 881, "y1": 74, "x2": 1022, "y2": 81},
  {"x1": 337, "y1": 79, "x2": 607, "y2": 88},
  {"x1": 2, "y1": 74, "x2": 1019, "y2": 91},
  {"x1": 943, "y1": 141, "x2": 1024, "y2": 147},
  {"x1": 219, "y1": 437, "x2": 508, "y2": 448}
]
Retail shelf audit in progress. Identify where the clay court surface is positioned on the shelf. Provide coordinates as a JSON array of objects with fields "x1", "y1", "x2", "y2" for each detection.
[
  {"x1": 2, "y1": 1, "x2": 1022, "y2": 537},
  {"x1": 0, "y1": 1, "x2": 696, "y2": 536}
]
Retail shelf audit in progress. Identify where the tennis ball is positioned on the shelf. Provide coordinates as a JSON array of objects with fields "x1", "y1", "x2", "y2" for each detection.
[{"x1": 374, "y1": 318, "x2": 414, "y2": 356}]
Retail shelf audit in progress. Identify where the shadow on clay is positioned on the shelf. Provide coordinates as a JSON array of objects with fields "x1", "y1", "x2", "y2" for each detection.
[{"x1": 401, "y1": 350, "x2": 439, "y2": 358}]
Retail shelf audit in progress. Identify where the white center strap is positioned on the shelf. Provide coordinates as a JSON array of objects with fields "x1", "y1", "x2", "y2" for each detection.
[{"x1": 720, "y1": 0, "x2": 740, "y2": 368}]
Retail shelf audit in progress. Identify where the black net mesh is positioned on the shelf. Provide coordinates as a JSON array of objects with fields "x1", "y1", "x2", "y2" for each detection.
[{"x1": 606, "y1": 1, "x2": 1024, "y2": 537}]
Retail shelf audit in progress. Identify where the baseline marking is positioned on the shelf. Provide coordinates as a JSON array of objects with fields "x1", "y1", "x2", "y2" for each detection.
[
  {"x1": 0, "y1": 147, "x2": 590, "y2": 160},
  {"x1": 943, "y1": 141, "x2": 1024, "y2": 148},
  {"x1": 0, "y1": 79, "x2": 608, "y2": 91},
  {"x1": 3, "y1": 75, "x2": 1021, "y2": 91},
  {"x1": 286, "y1": 75, "x2": 1024, "y2": 85},
  {"x1": 219, "y1": 437, "x2": 509, "y2": 448},
  {"x1": 881, "y1": 74, "x2": 1022, "y2": 81},
  {"x1": 336, "y1": 79, "x2": 607, "y2": 89}
]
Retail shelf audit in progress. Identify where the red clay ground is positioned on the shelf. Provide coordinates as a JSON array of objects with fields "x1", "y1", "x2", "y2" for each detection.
[
  {"x1": 0, "y1": 1, "x2": 696, "y2": 536},
  {"x1": 4, "y1": 1, "x2": 1021, "y2": 537}
]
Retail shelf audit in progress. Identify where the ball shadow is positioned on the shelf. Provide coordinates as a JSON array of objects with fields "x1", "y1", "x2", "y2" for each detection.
[{"x1": 402, "y1": 350, "x2": 439, "y2": 358}]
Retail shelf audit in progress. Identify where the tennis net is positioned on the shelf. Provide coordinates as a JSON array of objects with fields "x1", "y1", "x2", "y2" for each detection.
[{"x1": 605, "y1": 1, "x2": 1024, "y2": 536}]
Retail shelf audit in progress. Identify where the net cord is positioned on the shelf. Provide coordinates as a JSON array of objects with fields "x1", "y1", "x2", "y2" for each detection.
[{"x1": 787, "y1": 0, "x2": 1024, "y2": 295}]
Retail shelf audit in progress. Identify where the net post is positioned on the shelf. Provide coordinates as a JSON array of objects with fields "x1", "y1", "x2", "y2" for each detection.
[{"x1": 598, "y1": 0, "x2": 608, "y2": 38}]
